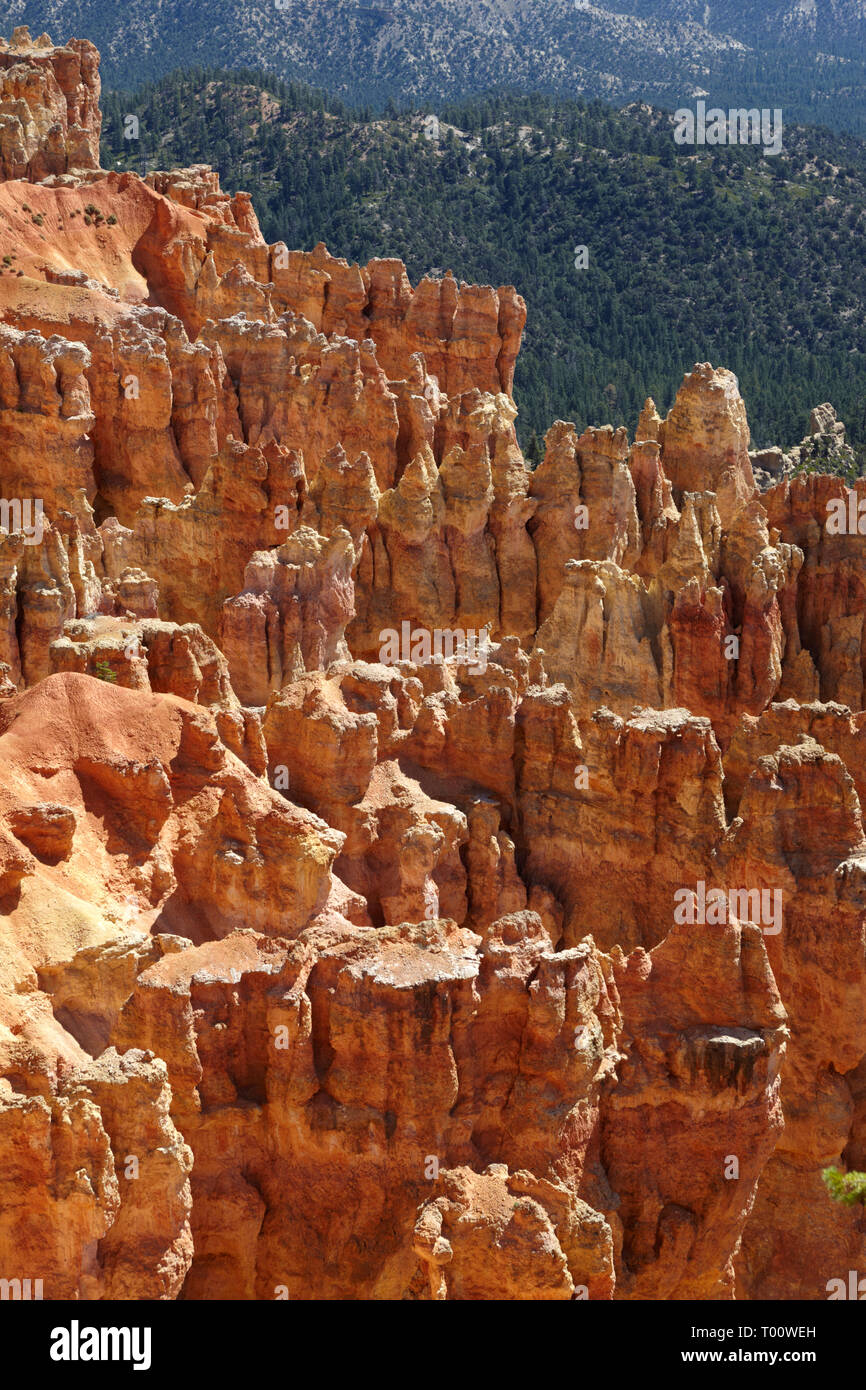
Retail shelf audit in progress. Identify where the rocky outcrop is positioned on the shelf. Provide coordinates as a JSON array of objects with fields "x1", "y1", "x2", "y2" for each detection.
[
  {"x1": 1, "y1": 29, "x2": 865, "y2": 1304},
  {"x1": 0, "y1": 322, "x2": 95, "y2": 513},
  {"x1": 0, "y1": 28, "x2": 101, "y2": 181}
]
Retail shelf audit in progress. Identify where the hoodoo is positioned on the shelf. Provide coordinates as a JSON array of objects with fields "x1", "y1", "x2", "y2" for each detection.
[{"x1": 0, "y1": 30, "x2": 864, "y2": 1305}]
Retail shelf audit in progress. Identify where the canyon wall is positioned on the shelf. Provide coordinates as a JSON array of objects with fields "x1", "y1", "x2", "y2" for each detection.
[{"x1": 0, "y1": 30, "x2": 864, "y2": 1301}]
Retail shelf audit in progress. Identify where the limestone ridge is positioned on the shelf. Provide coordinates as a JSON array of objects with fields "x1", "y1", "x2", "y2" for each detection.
[{"x1": 0, "y1": 31, "x2": 864, "y2": 1301}]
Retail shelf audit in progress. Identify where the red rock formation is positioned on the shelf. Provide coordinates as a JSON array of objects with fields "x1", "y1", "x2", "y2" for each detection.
[
  {"x1": 0, "y1": 28, "x2": 101, "y2": 181},
  {"x1": 1, "y1": 30, "x2": 865, "y2": 1304}
]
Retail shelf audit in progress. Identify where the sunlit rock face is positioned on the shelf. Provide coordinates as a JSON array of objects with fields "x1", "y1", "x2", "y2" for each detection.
[{"x1": 0, "y1": 30, "x2": 864, "y2": 1302}]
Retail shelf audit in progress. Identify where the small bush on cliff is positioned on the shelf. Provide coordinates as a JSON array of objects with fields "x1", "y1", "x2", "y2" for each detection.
[
  {"x1": 822, "y1": 1166, "x2": 866, "y2": 1207},
  {"x1": 792, "y1": 433, "x2": 862, "y2": 486},
  {"x1": 93, "y1": 661, "x2": 117, "y2": 684}
]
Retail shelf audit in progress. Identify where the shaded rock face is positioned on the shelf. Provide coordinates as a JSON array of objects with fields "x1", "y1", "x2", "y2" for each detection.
[{"x1": 0, "y1": 32, "x2": 864, "y2": 1305}]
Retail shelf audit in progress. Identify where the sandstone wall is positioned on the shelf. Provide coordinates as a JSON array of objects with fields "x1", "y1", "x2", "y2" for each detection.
[{"x1": 0, "y1": 30, "x2": 864, "y2": 1302}]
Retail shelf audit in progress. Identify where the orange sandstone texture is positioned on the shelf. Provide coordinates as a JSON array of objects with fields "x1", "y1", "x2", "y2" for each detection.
[
  {"x1": 0, "y1": 28, "x2": 101, "y2": 181},
  {"x1": 0, "y1": 32, "x2": 864, "y2": 1301}
]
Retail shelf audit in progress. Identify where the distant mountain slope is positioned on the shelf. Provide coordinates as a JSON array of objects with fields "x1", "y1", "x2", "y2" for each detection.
[
  {"x1": 625, "y1": 0, "x2": 866, "y2": 47},
  {"x1": 100, "y1": 71, "x2": 866, "y2": 455},
  {"x1": 11, "y1": 0, "x2": 866, "y2": 133}
]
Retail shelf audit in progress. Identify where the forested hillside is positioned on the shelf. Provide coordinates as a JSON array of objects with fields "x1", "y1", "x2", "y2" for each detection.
[
  {"x1": 16, "y1": 0, "x2": 866, "y2": 133},
  {"x1": 103, "y1": 72, "x2": 866, "y2": 456}
]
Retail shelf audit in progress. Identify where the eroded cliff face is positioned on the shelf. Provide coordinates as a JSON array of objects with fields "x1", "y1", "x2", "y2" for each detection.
[
  {"x1": 0, "y1": 32, "x2": 864, "y2": 1302},
  {"x1": 0, "y1": 27, "x2": 101, "y2": 181}
]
